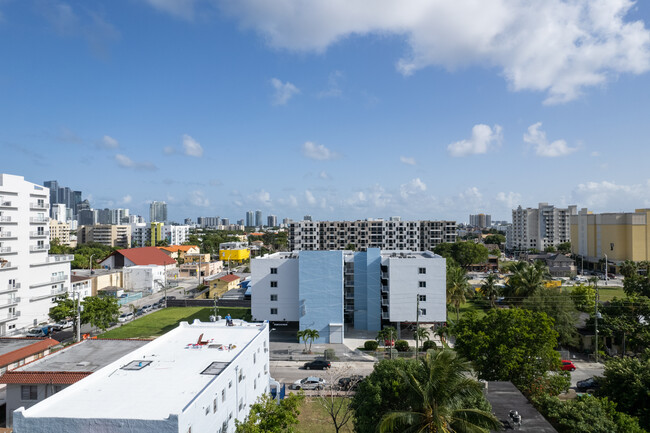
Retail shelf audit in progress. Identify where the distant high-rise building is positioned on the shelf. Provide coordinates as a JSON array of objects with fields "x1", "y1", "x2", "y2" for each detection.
[
  {"x1": 267, "y1": 215, "x2": 277, "y2": 227},
  {"x1": 197, "y1": 216, "x2": 220, "y2": 228},
  {"x1": 255, "y1": 210, "x2": 262, "y2": 227},
  {"x1": 283, "y1": 218, "x2": 293, "y2": 225},
  {"x1": 77, "y1": 209, "x2": 96, "y2": 226},
  {"x1": 221, "y1": 218, "x2": 229, "y2": 226},
  {"x1": 506, "y1": 203, "x2": 576, "y2": 251},
  {"x1": 303, "y1": 215, "x2": 312, "y2": 221},
  {"x1": 150, "y1": 201, "x2": 167, "y2": 223},
  {"x1": 184, "y1": 218, "x2": 193, "y2": 225},
  {"x1": 246, "y1": 211, "x2": 254, "y2": 227},
  {"x1": 96, "y1": 208, "x2": 112, "y2": 225},
  {"x1": 237, "y1": 219, "x2": 244, "y2": 226},
  {"x1": 44, "y1": 180, "x2": 83, "y2": 220},
  {"x1": 469, "y1": 214, "x2": 491, "y2": 228}
]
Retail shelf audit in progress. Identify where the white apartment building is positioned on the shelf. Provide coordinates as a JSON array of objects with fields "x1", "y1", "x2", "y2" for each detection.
[
  {"x1": 14, "y1": 319, "x2": 271, "y2": 433},
  {"x1": 251, "y1": 249, "x2": 446, "y2": 342},
  {"x1": 123, "y1": 265, "x2": 167, "y2": 292},
  {"x1": 506, "y1": 203, "x2": 577, "y2": 251},
  {"x1": 130, "y1": 222, "x2": 149, "y2": 247},
  {"x1": 288, "y1": 219, "x2": 456, "y2": 251},
  {"x1": 0, "y1": 174, "x2": 73, "y2": 335},
  {"x1": 164, "y1": 225, "x2": 190, "y2": 245}
]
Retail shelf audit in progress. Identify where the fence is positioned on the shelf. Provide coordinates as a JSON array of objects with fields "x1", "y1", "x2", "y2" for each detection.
[{"x1": 166, "y1": 299, "x2": 250, "y2": 308}]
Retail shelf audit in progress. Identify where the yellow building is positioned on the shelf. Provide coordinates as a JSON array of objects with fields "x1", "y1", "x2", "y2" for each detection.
[
  {"x1": 571, "y1": 208, "x2": 650, "y2": 269},
  {"x1": 207, "y1": 274, "x2": 241, "y2": 298},
  {"x1": 219, "y1": 242, "x2": 250, "y2": 263},
  {"x1": 150, "y1": 222, "x2": 164, "y2": 246}
]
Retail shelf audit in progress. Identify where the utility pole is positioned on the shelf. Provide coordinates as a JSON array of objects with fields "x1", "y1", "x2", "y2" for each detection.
[
  {"x1": 594, "y1": 279, "x2": 600, "y2": 363},
  {"x1": 89, "y1": 254, "x2": 94, "y2": 275},
  {"x1": 415, "y1": 294, "x2": 420, "y2": 360},
  {"x1": 605, "y1": 254, "x2": 608, "y2": 286},
  {"x1": 75, "y1": 291, "x2": 81, "y2": 343},
  {"x1": 213, "y1": 294, "x2": 219, "y2": 319}
]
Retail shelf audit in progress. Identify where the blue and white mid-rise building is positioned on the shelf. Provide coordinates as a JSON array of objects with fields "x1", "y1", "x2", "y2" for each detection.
[{"x1": 251, "y1": 249, "x2": 446, "y2": 343}]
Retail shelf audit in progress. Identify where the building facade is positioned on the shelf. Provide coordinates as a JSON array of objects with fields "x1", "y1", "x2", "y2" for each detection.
[
  {"x1": 570, "y1": 208, "x2": 650, "y2": 268},
  {"x1": 469, "y1": 213, "x2": 491, "y2": 228},
  {"x1": 0, "y1": 174, "x2": 73, "y2": 335},
  {"x1": 251, "y1": 249, "x2": 446, "y2": 343},
  {"x1": 288, "y1": 219, "x2": 457, "y2": 251},
  {"x1": 246, "y1": 211, "x2": 254, "y2": 227},
  {"x1": 267, "y1": 215, "x2": 277, "y2": 227},
  {"x1": 506, "y1": 203, "x2": 576, "y2": 251},
  {"x1": 49, "y1": 220, "x2": 72, "y2": 247},
  {"x1": 77, "y1": 225, "x2": 131, "y2": 248},
  {"x1": 219, "y1": 242, "x2": 250, "y2": 263},
  {"x1": 164, "y1": 225, "x2": 190, "y2": 245},
  {"x1": 149, "y1": 201, "x2": 167, "y2": 223},
  {"x1": 13, "y1": 320, "x2": 271, "y2": 433}
]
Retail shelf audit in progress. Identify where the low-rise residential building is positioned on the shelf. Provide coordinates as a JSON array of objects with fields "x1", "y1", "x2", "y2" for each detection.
[
  {"x1": 99, "y1": 247, "x2": 177, "y2": 273},
  {"x1": 179, "y1": 260, "x2": 222, "y2": 279},
  {"x1": 157, "y1": 245, "x2": 201, "y2": 262},
  {"x1": 77, "y1": 225, "x2": 130, "y2": 248},
  {"x1": 1, "y1": 338, "x2": 150, "y2": 427},
  {"x1": 13, "y1": 320, "x2": 271, "y2": 433},
  {"x1": 251, "y1": 249, "x2": 446, "y2": 343},
  {"x1": 219, "y1": 242, "x2": 250, "y2": 263},
  {"x1": 69, "y1": 269, "x2": 123, "y2": 296},
  {"x1": 207, "y1": 274, "x2": 241, "y2": 298},
  {"x1": 545, "y1": 253, "x2": 577, "y2": 277},
  {"x1": 0, "y1": 338, "x2": 60, "y2": 376},
  {"x1": 163, "y1": 225, "x2": 190, "y2": 245},
  {"x1": 123, "y1": 265, "x2": 167, "y2": 292},
  {"x1": 69, "y1": 276, "x2": 92, "y2": 300}
]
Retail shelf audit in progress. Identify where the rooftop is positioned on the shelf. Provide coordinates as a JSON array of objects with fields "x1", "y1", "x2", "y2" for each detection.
[
  {"x1": 485, "y1": 381, "x2": 557, "y2": 432},
  {"x1": 104, "y1": 247, "x2": 177, "y2": 266},
  {"x1": 0, "y1": 338, "x2": 60, "y2": 368},
  {"x1": 218, "y1": 274, "x2": 241, "y2": 283},
  {"x1": 20, "y1": 320, "x2": 268, "y2": 421},
  {"x1": 157, "y1": 245, "x2": 199, "y2": 253}
]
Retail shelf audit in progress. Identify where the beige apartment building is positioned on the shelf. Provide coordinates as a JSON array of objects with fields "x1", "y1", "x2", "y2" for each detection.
[
  {"x1": 77, "y1": 225, "x2": 130, "y2": 248},
  {"x1": 49, "y1": 219, "x2": 75, "y2": 247},
  {"x1": 571, "y1": 208, "x2": 650, "y2": 269}
]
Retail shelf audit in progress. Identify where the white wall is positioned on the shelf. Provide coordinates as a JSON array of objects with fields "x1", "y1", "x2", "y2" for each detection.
[
  {"x1": 123, "y1": 266, "x2": 166, "y2": 292},
  {"x1": 251, "y1": 255, "x2": 300, "y2": 322}
]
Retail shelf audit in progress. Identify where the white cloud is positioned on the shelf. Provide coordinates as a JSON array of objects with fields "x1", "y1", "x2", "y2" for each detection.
[
  {"x1": 496, "y1": 191, "x2": 523, "y2": 209},
  {"x1": 319, "y1": 171, "x2": 330, "y2": 180},
  {"x1": 318, "y1": 70, "x2": 343, "y2": 98},
  {"x1": 101, "y1": 135, "x2": 119, "y2": 148},
  {"x1": 571, "y1": 180, "x2": 650, "y2": 209},
  {"x1": 448, "y1": 124, "x2": 502, "y2": 157},
  {"x1": 400, "y1": 178, "x2": 427, "y2": 199},
  {"x1": 524, "y1": 122, "x2": 577, "y2": 157},
  {"x1": 189, "y1": 190, "x2": 210, "y2": 207},
  {"x1": 143, "y1": 0, "x2": 196, "y2": 20},
  {"x1": 182, "y1": 134, "x2": 204, "y2": 157},
  {"x1": 251, "y1": 189, "x2": 272, "y2": 206},
  {"x1": 400, "y1": 156, "x2": 416, "y2": 165},
  {"x1": 220, "y1": 0, "x2": 650, "y2": 104},
  {"x1": 270, "y1": 78, "x2": 300, "y2": 105},
  {"x1": 122, "y1": 194, "x2": 132, "y2": 204},
  {"x1": 302, "y1": 141, "x2": 340, "y2": 160},
  {"x1": 114, "y1": 154, "x2": 157, "y2": 171},
  {"x1": 305, "y1": 190, "x2": 317, "y2": 205}
]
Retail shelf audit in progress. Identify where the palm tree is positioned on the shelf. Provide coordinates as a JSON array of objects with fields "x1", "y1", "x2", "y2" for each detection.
[
  {"x1": 447, "y1": 266, "x2": 470, "y2": 322},
  {"x1": 414, "y1": 327, "x2": 430, "y2": 351},
  {"x1": 296, "y1": 329, "x2": 309, "y2": 353},
  {"x1": 379, "y1": 348, "x2": 501, "y2": 433},
  {"x1": 479, "y1": 273, "x2": 500, "y2": 308},
  {"x1": 504, "y1": 261, "x2": 550, "y2": 303},
  {"x1": 305, "y1": 329, "x2": 319, "y2": 352}
]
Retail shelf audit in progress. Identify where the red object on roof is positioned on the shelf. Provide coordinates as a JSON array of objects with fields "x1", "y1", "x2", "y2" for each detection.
[
  {"x1": 219, "y1": 274, "x2": 241, "y2": 283},
  {"x1": 0, "y1": 371, "x2": 92, "y2": 384},
  {"x1": 0, "y1": 338, "x2": 59, "y2": 369},
  {"x1": 157, "y1": 245, "x2": 199, "y2": 253},
  {"x1": 107, "y1": 247, "x2": 176, "y2": 266}
]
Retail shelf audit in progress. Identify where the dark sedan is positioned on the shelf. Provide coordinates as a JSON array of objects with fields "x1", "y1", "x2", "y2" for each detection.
[{"x1": 303, "y1": 360, "x2": 331, "y2": 370}]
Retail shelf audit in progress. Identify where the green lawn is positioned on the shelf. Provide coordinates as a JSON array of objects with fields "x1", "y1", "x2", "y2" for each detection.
[
  {"x1": 99, "y1": 307, "x2": 251, "y2": 339},
  {"x1": 562, "y1": 284, "x2": 626, "y2": 302},
  {"x1": 297, "y1": 397, "x2": 355, "y2": 433}
]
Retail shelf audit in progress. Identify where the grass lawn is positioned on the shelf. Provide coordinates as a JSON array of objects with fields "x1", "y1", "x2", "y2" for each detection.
[
  {"x1": 562, "y1": 284, "x2": 626, "y2": 302},
  {"x1": 99, "y1": 307, "x2": 251, "y2": 339},
  {"x1": 297, "y1": 397, "x2": 355, "y2": 433},
  {"x1": 450, "y1": 299, "x2": 490, "y2": 322}
]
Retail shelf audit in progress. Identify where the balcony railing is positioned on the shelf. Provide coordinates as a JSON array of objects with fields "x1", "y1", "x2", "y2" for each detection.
[
  {"x1": 30, "y1": 203, "x2": 49, "y2": 210},
  {"x1": 29, "y1": 217, "x2": 49, "y2": 223},
  {"x1": 0, "y1": 199, "x2": 12, "y2": 207},
  {"x1": 0, "y1": 312, "x2": 19, "y2": 323},
  {"x1": 0, "y1": 232, "x2": 11, "y2": 238},
  {"x1": 381, "y1": 298, "x2": 389, "y2": 306},
  {"x1": 51, "y1": 275, "x2": 66, "y2": 283},
  {"x1": 0, "y1": 216, "x2": 12, "y2": 223},
  {"x1": 30, "y1": 245, "x2": 49, "y2": 252},
  {"x1": 0, "y1": 297, "x2": 20, "y2": 308},
  {"x1": 381, "y1": 284, "x2": 389, "y2": 293},
  {"x1": 0, "y1": 247, "x2": 11, "y2": 254},
  {"x1": 0, "y1": 284, "x2": 19, "y2": 295},
  {"x1": 45, "y1": 254, "x2": 74, "y2": 263},
  {"x1": 381, "y1": 311, "x2": 389, "y2": 320},
  {"x1": 29, "y1": 231, "x2": 49, "y2": 238}
]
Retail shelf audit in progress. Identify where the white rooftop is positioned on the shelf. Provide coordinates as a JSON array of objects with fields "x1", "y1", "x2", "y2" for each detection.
[{"x1": 20, "y1": 319, "x2": 268, "y2": 420}]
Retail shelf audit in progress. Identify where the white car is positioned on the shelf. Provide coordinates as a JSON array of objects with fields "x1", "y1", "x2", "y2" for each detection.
[
  {"x1": 291, "y1": 377, "x2": 327, "y2": 390},
  {"x1": 118, "y1": 312, "x2": 134, "y2": 323},
  {"x1": 53, "y1": 320, "x2": 73, "y2": 331}
]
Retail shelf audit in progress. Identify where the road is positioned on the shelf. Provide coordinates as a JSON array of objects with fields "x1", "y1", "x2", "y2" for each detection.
[
  {"x1": 570, "y1": 359, "x2": 604, "y2": 388},
  {"x1": 269, "y1": 361, "x2": 376, "y2": 388}
]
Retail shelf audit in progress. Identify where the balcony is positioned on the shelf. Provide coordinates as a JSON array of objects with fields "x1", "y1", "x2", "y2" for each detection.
[
  {"x1": 30, "y1": 245, "x2": 49, "y2": 252},
  {"x1": 381, "y1": 271, "x2": 388, "y2": 279},
  {"x1": 0, "y1": 312, "x2": 19, "y2": 323},
  {"x1": 0, "y1": 261, "x2": 15, "y2": 271},
  {"x1": 51, "y1": 275, "x2": 67, "y2": 283},
  {"x1": 381, "y1": 298, "x2": 389, "y2": 306},
  {"x1": 0, "y1": 247, "x2": 12, "y2": 255},
  {"x1": 344, "y1": 290, "x2": 355, "y2": 300},
  {"x1": 30, "y1": 231, "x2": 49, "y2": 238},
  {"x1": 0, "y1": 198, "x2": 12, "y2": 207},
  {"x1": 381, "y1": 311, "x2": 389, "y2": 320},
  {"x1": 30, "y1": 254, "x2": 74, "y2": 267},
  {"x1": 0, "y1": 216, "x2": 13, "y2": 223},
  {"x1": 30, "y1": 203, "x2": 49, "y2": 210},
  {"x1": 0, "y1": 231, "x2": 12, "y2": 238},
  {"x1": 0, "y1": 297, "x2": 20, "y2": 308},
  {"x1": 381, "y1": 284, "x2": 389, "y2": 293},
  {"x1": 0, "y1": 284, "x2": 19, "y2": 295},
  {"x1": 29, "y1": 217, "x2": 48, "y2": 224}
]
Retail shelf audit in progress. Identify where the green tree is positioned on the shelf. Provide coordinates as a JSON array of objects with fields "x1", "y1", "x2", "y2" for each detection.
[
  {"x1": 48, "y1": 238, "x2": 72, "y2": 255},
  {"x1": 598, "y1": 349, "x2": 650, "y2": 429},
  {"x1": 503, "y1": 261, "x2": 550, "y2": 303},
  {"x1": 413, "y1": 326, "x2": 430, "y2": 350},
  {"x1": 596, "y1": 296, "x2": 650, "y2": 355},
  {"x1": 376, "y1": 326, "x2": 397, "y2": 347},
  {"x1": 620, "y1": 261, "x2": 650, "y2": 297},
  {"x1": 447, "y1": 265, "x2": 470, "y2": 321},
  {"x1": 483, "y1": 234, "x2": 505, "y2": 245},
  {"x1": 523, "y1": 287, "x2": 579, "y2": 347},
  {"x1": 434, "y1": 241, "x2": 489, "y2": 268},
  {"x1": 557, "y1": 242, "x2": 571, "y2": 254},
  {"x1": 235, "y1": 393, "x2": 304, "y2": 433},
  {"x1": 344, "y1": 243, "x2": 356, "y2": 251},
  {"x1": 571, "y1": 283, "x2": 596, "y2": 312},
  {"x1": 453, "y1": 309, "x2": 562, "y2": 390},
  {"x1": 479, "y1": 273, "x2": 500, "y2": 308},
  {"x1": 296, "y1": 328, "x2": 320, "y2": 353},
  {"x1": 49, "y1": 294, "x2": 79, "y2": 337},
  {"x1": 534, "y1": 394, "x2": 646, "y2": 433},
  {"x1": 81, "y1": 296, "x2": 120, "y2": 331}
]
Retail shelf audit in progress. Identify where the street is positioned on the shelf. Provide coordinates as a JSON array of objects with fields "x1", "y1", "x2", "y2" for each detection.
[{"x1": 269, "y1": 360, "x2": 376, "y2": 389}]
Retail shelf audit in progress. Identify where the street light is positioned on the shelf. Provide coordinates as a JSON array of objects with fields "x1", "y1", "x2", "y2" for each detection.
[{"x1": 89, "y1": 254, "x2": 94, "y2": 275}]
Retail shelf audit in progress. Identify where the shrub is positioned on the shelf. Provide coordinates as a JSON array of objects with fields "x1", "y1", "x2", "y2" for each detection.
[
  {"x1": 324, "y1": 348, "x2": 337, "y2": 360},
  {"x1": 422, "y1": 340, "x2": 437, "y2": 351},
  {"x1": 364, "y1": 340, "x2": 379, "y2": 351},
  {"x1": 395, "y1": 340, "x2": 410, "y2": 352}
]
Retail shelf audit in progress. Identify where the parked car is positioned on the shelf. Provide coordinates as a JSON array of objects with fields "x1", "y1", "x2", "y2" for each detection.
[
  {"x1": 26, "y1": 327, "x2": 47, "y2": 338},
  {"x1": 142, "y1": 304, "x2": 153, "y2": 313},
  {"x1": 576, "y1": 377, "x2": 600, "y2": 393},
  {"x1": 52, "y1": 320, "x2": 73, "y2": 331},
  {"x1": 337, "y1": 375, "x2": 364, "y2": 390},
  {"x1": 118, "y1": 312, "x2": 134, "y2": 323},
  {"x1": 560, "y1": 360, "x2": 576, "y2": 371},
  {"x1": 135, "y1": 308, "x2": 145, "y2": 317},
  {"x1": 303, "y1": 360, "x2": 331, "y2": 370},
  {"x1": 607, "y1": 273, "x2": 616, "y2": 279},
  {"x1": 291, "y1": 377, "x2": 327, "y2": 390}
]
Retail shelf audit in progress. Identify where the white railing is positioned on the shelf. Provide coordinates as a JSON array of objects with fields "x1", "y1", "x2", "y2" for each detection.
[
  {"x1": 30, "y1": 245, "x2": 49, "y2": 252},
  {"x1": 30, "y1": 231, "x2": 49, "y2": 237},
  {"x1": 30, "y1": 203, "x2": 49, "y2": 210},
  {"x1": 0, "y1": 216, "x2": 11, "y2": 222},
  {"x1": 29, "y1": 217, "x2": 48, "y2": 223},
  {"x1": 0, "y1": 262, "x2": 12, "y2": 269},
  {"x1": 0, "y1": 232, "x2": 11, "y2": 238},
  {"x1": 46, "y1": 254, "x2": 74, "y2": 262},
  {"x1": 51, "y1": 275, "x2": 66, "y2": 283},
  {"x1": 0, "y1": 199, "x2": 11, "y2": 207},
  {"x1": 0, "y1": 247, "x2": 10, "y2": 254}
]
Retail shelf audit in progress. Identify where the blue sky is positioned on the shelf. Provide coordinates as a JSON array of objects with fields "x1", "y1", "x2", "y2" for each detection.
[{"x1": 2, "y1": 0, "x2": 650, "y2": 224}]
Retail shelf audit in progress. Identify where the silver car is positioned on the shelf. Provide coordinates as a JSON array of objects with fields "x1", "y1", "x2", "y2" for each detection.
[{"x1": 291, "y1": 376, "x2": 327, "y2": 390}]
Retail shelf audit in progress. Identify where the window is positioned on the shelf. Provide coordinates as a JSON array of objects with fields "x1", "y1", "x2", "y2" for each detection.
[
  {"x1": 419, "y1": 281, "x2": 426, "y2": 288},
  {"x1": 228, "y1": 380, "x2": 232, "y2": 388},
  {"x1": 270, "y1": 281, "x2": 278, "y2": 288},
  {"x1": 253, "y1": 353, "x2": 256, "y2": 364},
  {"x1": 270, "y1": 294, "x2": 278, "y2": 301},
  {"x1": 418, "y1": 295, "x2": 426, "y2": 302},
  {"x1": 418, "y1": 267, "x2": 426, "y2": 274},
  {"x1": 213, "y1": 398, "x2": 217, "y2": 413},
  {"x1": 270, "y1": 268, "x2": 277, "y2": 274},
  {"x1": 420, "y1": 308, "x2": 427, "y2": 316},
  {"x1": 222, "y1": 389, "x2": 226, "y2": 402},
  {"x1": 21, "y1": 385, "x2": 37, "y2": 400},
  {"x1": 270, "y1": 308, "x2": 278, "y2": 315}
]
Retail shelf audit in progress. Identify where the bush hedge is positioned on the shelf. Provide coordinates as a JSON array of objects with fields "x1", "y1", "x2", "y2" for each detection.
[
  {"x1": 422, "y1": 340, "x2": 437, "y2": 351},
  {"x1": 364, "y1": 340, "x2": 379, "y2": 351},
  {"x1": 395, "y1": 340, "x2": 410, "y2": 352}
]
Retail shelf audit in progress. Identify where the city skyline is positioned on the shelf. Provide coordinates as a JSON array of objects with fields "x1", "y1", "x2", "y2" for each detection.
[{"x1": 3, "y1": 1, "x2": 650, "y2": 222}]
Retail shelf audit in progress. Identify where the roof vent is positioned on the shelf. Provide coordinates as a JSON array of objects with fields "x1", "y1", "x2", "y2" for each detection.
[
  {"x1": 121, "y1": 360, "x2": 152, "y2": 371},
  {"x1": 201, "y1": 361, "x2": 229, "y2": 375},
  {"x1": 76, "y1": 361, "x2": 91, "y2": 367}
]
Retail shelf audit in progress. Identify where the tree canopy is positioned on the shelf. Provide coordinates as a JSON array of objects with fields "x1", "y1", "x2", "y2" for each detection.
[
  {"x1": 523, "y1": 287, "x2": 579, "y2": 347},
  {"x1": 235, "y1": 393, "x2": 304, "y2": 433},
  {"x1": 434, "y1": 241, "x2": 489, "y2": 268},
  {"x1": 483, "y1": 234, "x2": 505, "y2": 245},
  {"x1": 81, "y1": 296, "x2": 120, "y2": 331},
  {"x1": 453, "y1": 309, "x2": 562, "y2": 390},
  {"x1": 620, "y1": 261, "x2": 650, "y2": 297}
]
